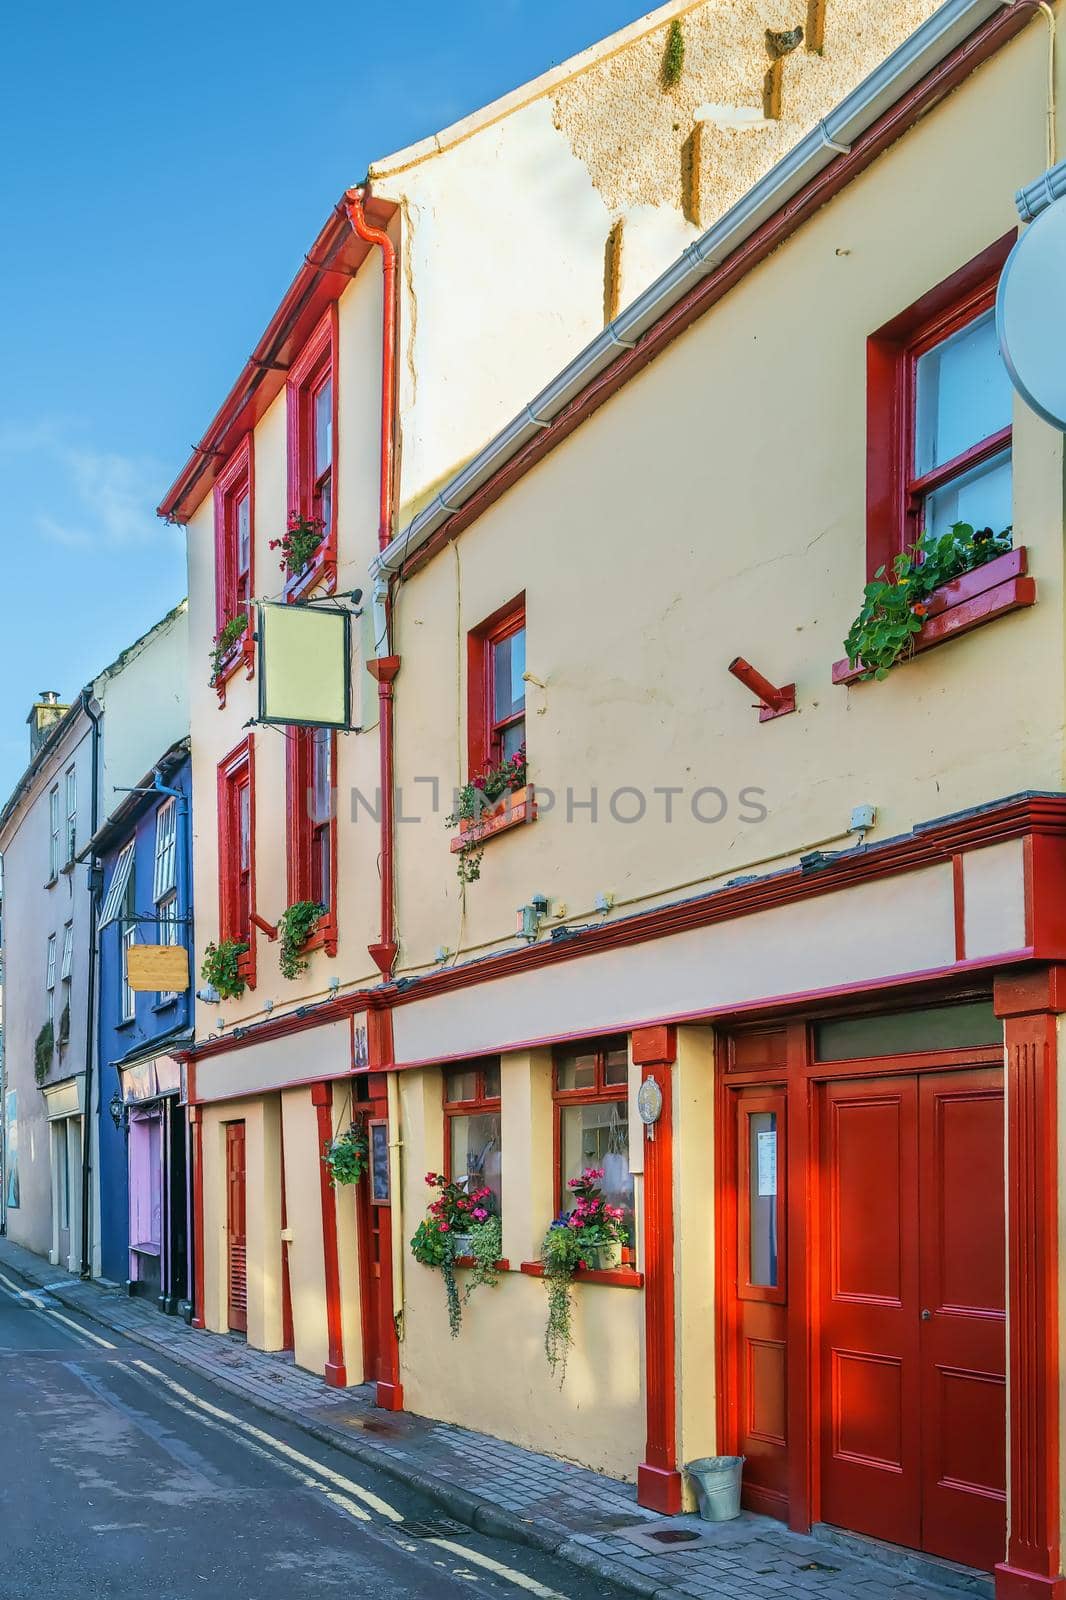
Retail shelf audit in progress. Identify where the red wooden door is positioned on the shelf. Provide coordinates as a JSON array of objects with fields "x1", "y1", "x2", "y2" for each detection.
[
  {"x1": 732, "y1": 1089, "x2": 789, "y2": 1517},
  {"x1": 226, "y1": 1121, "x2": 248, "y2": 1333},
  {"x1": 819, "y1": 1070, "x2": 1004, "y2": 1569},
  {"x1": 917, "y1": 1069, "x2": 1005, "y2": 1569},
  {"x1": 356, "y1": 1102, "x2": 395, "y2": 1390}
]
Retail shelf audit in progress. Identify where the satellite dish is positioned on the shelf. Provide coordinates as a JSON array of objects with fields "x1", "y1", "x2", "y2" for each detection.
[{"x1": 997, "y1": 198, "x2": 1066, "y2": 431}]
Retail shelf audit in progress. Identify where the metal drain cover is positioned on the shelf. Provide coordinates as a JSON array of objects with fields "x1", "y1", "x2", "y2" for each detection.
[
  {"x1": 617, "y1": 1519, "x2": 731, "y2": 1555},
  {"x1": 391, "y1": 1518, "x2": 468, "y2": 1540},
  {"x1": 647, "y1": 1530, "x2": 702, "y2": 1545}
]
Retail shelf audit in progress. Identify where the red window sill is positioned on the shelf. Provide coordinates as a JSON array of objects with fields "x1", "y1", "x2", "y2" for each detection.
[
  {"x1": 449, "y1": 784, "x2": 537, "y2": 855},
  {"x1": 214, "y1": 632, "x2": 255, "y2": 707},
  {"x1": 519, "y1": 1260, "x2": 644, "y2": 1289},
  {"x1": 283, "y1": 538, "x2": 337, "y2": 603},
  {"x1": 832, "y1": 547, "x2": 1035, "y2": 685},
  {"x1": 452, "y1": 1257, "x2": 510, "y2": 1270}
]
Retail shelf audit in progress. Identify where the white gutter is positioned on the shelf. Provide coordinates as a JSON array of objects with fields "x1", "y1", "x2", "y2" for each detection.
[{"x1": 373, "y1": 0, "x2": 1014, "y2": 580}]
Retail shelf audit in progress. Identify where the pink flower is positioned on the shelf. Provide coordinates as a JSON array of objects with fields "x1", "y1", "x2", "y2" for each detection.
[
  {"x1": 438, "y1": 1222, "x2": 450, "y2": 1232},
  {"x1": 472, "y1": 1207, "x2": 488, "y2": 1221}
]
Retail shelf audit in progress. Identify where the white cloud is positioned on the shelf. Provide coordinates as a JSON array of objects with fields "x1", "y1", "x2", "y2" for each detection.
[{"x1": 0, "y1": 419, "x2": 173, "y2": 552}]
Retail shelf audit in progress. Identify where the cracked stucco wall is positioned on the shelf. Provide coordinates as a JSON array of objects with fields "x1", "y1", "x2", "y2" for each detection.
[{"x1": 371, "y1": 0, "x2": 942, "y2": 529}]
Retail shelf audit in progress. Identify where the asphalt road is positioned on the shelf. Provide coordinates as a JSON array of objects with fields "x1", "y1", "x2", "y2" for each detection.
[{"x1": 0, "y1": 1274, "x2": 629, "y2": 1600}]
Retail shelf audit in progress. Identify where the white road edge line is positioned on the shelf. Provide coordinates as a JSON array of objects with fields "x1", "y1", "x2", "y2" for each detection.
[
  {"x1": 429, "y1": 1539, "x2": 570, "y2": 1600},
  {"x1": 0, "y1": 1273, "x2": 117, "y2": 1350}
]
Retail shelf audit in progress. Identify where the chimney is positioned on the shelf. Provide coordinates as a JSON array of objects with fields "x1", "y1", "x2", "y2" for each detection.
[{"x1": 27, "y1": 691, "x2": 68, "y2": 758}]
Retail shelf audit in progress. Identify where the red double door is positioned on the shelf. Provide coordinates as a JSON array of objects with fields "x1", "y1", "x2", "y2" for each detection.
[{"x1": 820, "y1": 1070, "x2": 1005, "y2": 1570}]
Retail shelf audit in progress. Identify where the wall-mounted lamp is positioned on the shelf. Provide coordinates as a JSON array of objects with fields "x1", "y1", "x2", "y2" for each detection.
[
  {"x1": 516, "y1": 893, "x2": 550, "y2": 943},
  {"x1": 108, "y1": 1091, "x2": 126, "y2": 1131}
]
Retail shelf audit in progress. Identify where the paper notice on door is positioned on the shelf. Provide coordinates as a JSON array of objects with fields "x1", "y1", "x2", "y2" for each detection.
[{"x1": 757, "y1": 1130, "x2": 777, "y2": 1196}]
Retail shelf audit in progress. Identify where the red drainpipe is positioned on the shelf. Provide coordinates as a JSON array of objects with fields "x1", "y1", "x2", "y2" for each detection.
[
  {"x1": 344, "y1": 187, "x2": 400, "y2": 978},
  {"x1": 344, "y1": 187, "x2": 397, "y2": 554}
]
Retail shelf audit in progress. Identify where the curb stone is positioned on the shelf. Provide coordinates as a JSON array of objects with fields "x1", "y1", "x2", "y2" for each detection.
[{"x1": 0, "y1": 1251, "x2": 669, "y2": 1599}]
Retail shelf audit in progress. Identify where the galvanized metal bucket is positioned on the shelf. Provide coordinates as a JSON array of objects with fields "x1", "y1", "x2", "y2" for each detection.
[{"x1": 684, "y1": 1456, "x2": 745, "y2": 1522}]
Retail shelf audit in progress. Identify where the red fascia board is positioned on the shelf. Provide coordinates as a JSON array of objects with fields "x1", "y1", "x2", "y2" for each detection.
[
  {"x1": 397, "y1": 4, "x2": 1030, "y2": 582},
  {"x1": 157, "y1": 192, "x2": 396, "y2": 526}
]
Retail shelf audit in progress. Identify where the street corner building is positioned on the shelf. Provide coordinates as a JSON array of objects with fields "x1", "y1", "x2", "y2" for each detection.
[{"x1": 147, "y1": 0, "x2": 1066, "y2": 1597}]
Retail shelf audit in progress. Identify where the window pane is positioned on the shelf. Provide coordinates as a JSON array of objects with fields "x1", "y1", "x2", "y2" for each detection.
[
  {"x1": 603, "y1": 1045, "x2": 628, "y2": 1086},
  {"x1": 238, "y1": 784, "x2": 250, "y2": 871},
  {"x1": 492, "y1": 628, "x2": 525, "y2": 724},
  {"x1": 482, "y1": 1062, "x2": 501, "y2": 1099},
  {"x1": 236, "y1": 491, "x2": 251, "y2": 575},
  {"x1": 450, "y1": 1112, "x2": 502, "y2": 1214},
  {"x1": 748, "y1": 1110, "x2": 778, "y2": 1287},
  {"x1": 923, "y1": 450, "x2": 1012, "y2": 543},
  {"x1": 312, "y1": 825, "x2": 330, "y2": 909},
  {"x1": 500, "y1": 720, "x2": 525, "y2": 763},
  {"x1": 314, "y1": 378, "x2": 332, "y2": 472},
  {"x1": 311, "y1": 730, "x2": 332, "y2": 824},
  {"x1": 556, "y1": 1051, "x2": 597, "y2": 1092},
  {"x1": 814, "y1": 1000, "x2": 1001, "y2": 1061},
  {"x1": 560, "y1": 1099, "x2": 633, "y2": 1238},
  {"x1": 317, "y1": 472, "x2": 332, "y2": 535},
  {"x1": 61, "y1": 923, "x2": 73, "y2": 980},
  {"x1": 914, "y1": 310, "x2": 1013, "y2": 474},
  {"x1": 445, "y1": 1067, "x2": 479, "y2": 1104}
]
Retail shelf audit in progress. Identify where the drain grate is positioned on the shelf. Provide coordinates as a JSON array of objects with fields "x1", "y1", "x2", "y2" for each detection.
[
  {"x1": 646, "y1": 1530, "x2": 703, "y2": 1545},
  {"x1": 391, "y1": 1517, "x2": 469, "y2": 1540}
]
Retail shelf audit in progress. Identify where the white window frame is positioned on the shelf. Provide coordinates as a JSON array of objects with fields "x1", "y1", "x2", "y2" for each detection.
[
  {"x1": 64, "y1": 766, "x2": 77, "y2": 864},
  {"x1": 99, "y1": 841, "x2": 135, "y2": 928},
  {"x1": 48, "y1": 787, "x2": 60, "y2": 880},
  {"x1": 60, "y1": 921, "x2": 73, "y2": 982},
  {"x1": 119, "y1": 855, "x2": 137, "y2": 1022},
  {"x1": 153, "y1": 798, "x2": 178, "y2": 902},
  {"x1": 156, "y1": 890, "x2": 179, "y2": 1005},
  {"x1": 46, "y1": 934, "x2": 57, "y2": 1023}
]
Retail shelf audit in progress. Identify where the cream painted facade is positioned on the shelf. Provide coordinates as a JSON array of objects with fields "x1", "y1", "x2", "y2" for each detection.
[{"x1": 173, "y1": 1, "x2": 1066, "y2": 1589}]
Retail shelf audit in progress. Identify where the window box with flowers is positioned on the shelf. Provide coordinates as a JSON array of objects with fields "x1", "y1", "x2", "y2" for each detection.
[
  {"x1": 210, "y1": 611, "x2": 253, "y2": 698},
  {"x1": 271, "y1": 512, "x2": 328, "y2": 593},
  {"x1": 833, "y1": 525, "x2": 1034, "y2": 685},
  {"x1": 528, "y1": 1168, "x2": 634, "y2": 1385},
  {"x1": 447, "y1": 745, "x2": 534, "y2": 883},
  {"x1": 409, "y1": 1172, "x2": 503, "y2": 1338}
]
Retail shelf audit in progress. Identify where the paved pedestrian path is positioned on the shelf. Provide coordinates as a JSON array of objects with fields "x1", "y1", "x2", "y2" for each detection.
[{"x1": 0, "y1": 1236, "x2": 990, "y2": 1600}]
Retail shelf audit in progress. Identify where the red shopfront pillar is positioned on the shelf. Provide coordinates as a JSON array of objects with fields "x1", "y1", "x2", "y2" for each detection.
[
  {"x1": 311, "y1": 1081, "x2": 348, "y2": 1388},
  {"x1": 633, "y1": 1025, "x2": 682, "y2": 1514},
  {"x1": 995, "y1": 968, "x2": 1066, "y2": 1600}
]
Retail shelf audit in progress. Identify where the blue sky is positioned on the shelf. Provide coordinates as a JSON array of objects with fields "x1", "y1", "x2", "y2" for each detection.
[{"x1": 0, "y1": 0, "x2": 643, "y2": 799}]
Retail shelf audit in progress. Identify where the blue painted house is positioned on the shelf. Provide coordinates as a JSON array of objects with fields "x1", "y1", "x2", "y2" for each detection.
[{"x1": 93, "y1": 738, "x2": 193, "y2": 1311}]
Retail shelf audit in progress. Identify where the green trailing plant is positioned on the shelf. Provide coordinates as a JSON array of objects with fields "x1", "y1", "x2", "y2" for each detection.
[
  {"x1": 540, "y1": 1168, "x2": 629, "y2": 1383},
  {"x1": 464, "y1": 1214, "x2": 503, "y2": 1301},
  {"x1": 446, "y1": 744, "x2": 527, "y2": 884},
  {"x1": 662, "y1": 19, "x2": 685, "y2": 87},
  {"x1": 209, "y1": 612, "x2": 249, "y2": 685},
  {"x1": 844, "y1": 522, "x2": 1012, "y2": 681},
  {"x1": 410, "y1": 1173, "x2": 501, "y2": 1336},
  {"x1": 57, "y1": 1001, "x2": 70, "y2": 1049},
  {"x1": 277, "y1": 900, "x2": 325, "y2": 980},
  {"x1": 323, "y1": 1120, "x2": 368, "y2": 1186},
  {"x1": 34, "y1": 1020, "x2": 54, "y2": 1086},
  {"x1": 200, "y1": 938, "x2": 249, "y2": 1001},
  {"x1": 270, "y1": 512, "x2": 325, "y2": 577}
]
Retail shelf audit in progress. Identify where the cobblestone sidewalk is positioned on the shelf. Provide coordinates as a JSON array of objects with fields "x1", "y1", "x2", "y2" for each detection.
[{"x1": 0, "y1": 1235, "x2": 990, "y2": 1600}]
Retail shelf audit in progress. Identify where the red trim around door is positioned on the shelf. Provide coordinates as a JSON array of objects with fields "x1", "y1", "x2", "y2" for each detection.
[
  {"x1": 311, "y1": 1081, "x2": 347, "y2": 1387},
  {"x1": 634, "y1": 1025, "x2": 682, "y2": 1513}
]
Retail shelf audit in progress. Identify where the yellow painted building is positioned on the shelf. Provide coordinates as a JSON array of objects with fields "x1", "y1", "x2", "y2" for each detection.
[{"x1": 160, "y1": 0, "x2": 1066, "y2": 1594}]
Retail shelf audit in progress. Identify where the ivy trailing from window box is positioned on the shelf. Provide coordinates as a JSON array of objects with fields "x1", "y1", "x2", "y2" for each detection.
[
  {"x1": 540, "y1": 1168, "x2": 628, "y2": 1384},
  {"x1": 277, "y1": 900, "x2": 325, "y2": 980},
  {"x1": 323, "y1": 1120, "x2": 368, "y2": 1186},
  {"x1": 844, "y1": 522, "x2": 1012, "y2": 681},
  {"x1": 200, "y1": 938, "x2": 249, "y2": 1001},
  {"x1": 446, "y1": 744, "x2": 527, "y2": 884},
  {"x1": 662, "y1": 18, "x2": 685, "y2": 86},
  {"x1": 34, "y1": 1020, "x2": 54, "y2": 1086},
  {"x1": 209, "y1": 612, "x2": 249, "y2": 686},
  {"x1": 270, "y1": 512, "x2": 324, "y2": 577},
  {"x1": 410, "y1": 1172, "x2": 501, "y2": 1337}
]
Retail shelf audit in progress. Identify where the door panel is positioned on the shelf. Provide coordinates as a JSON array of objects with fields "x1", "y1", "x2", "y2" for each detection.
[
  {"x1": 226, "y1": 1121, "x2": 247, "y2": 1333},
  {"x1": 917, "y1": 1071, "x2": 1005, "y2": 1570},
  {"x1": 733, "y1": 1090, "x2": 788, "y2": 1515},
  {"x1": 820, "y1": 1078, "x2": 921, "y2": 1547},
  {"x1": 356, "y1": 1101, "x2": 395, "y2": 1389}
]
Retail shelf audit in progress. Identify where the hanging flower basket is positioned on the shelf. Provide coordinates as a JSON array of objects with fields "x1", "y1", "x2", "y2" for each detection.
[
  {"x1": 323, "y1": 1121, "x2": 369, "y2": 1186},
  {"x1": 410, "y1": 1172, "x2": 502, "y2": 1336}
]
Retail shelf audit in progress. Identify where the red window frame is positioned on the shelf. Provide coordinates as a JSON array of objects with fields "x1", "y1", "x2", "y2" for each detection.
[
  {"x1": 285, "y1": 726, "x2": 338, "y2": 958},
  {"x1": 866, "y1": 235, "x2": 1014, "y2": 581},
  {"x1": 466, "y1": 594, "x2": 525, "y2": 778},
  {"x1": 551, "y1": 1035, "x2": 630, "y2": 1219},
  {"x1": 442, "y1": 1057, "x2": 501, "y2": 1180},
  {"x1": 212, "y1": 436, "x2": 255, "y2": 700},
  {"x1": 217, "y1": 735, "x2": 256, "y2": 987},
  {"x1": 286, "y1": 306, "x2": 338, "y2": 599}
]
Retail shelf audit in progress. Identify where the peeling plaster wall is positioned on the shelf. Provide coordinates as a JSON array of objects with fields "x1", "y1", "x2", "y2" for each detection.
[{"x1": 373, "y1": 0, "x2": 942, "y2": 526}]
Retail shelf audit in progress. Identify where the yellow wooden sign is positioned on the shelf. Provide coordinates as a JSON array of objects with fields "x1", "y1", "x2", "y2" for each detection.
[{"x1": 125, "y1": 944, "x2": 190, "y2": 993}]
